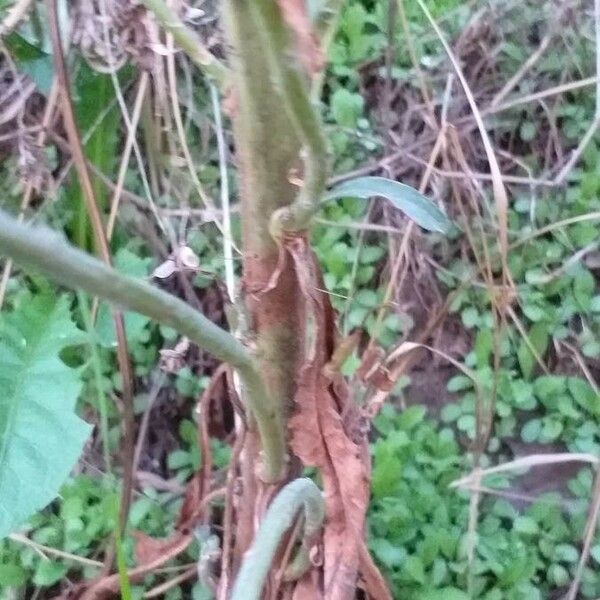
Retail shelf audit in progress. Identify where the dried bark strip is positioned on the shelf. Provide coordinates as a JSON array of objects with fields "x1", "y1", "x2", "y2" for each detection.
[{"x1": 283, "y1": 234, "x2": 389, "y2": 600}]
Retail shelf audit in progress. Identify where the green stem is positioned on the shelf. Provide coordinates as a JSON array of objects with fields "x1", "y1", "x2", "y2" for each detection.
[
  {"x1": 251, "y1": 1, "x2": 330, "y2": 233},
  {"x1": 140, "y1": 0, "x2": 229, "y2": 87},
  {"x1": 77, "y1": 291, "x2": 112, "y2": 474},
  {"x1": 0, "y1": 210, "x2": 286, "y2": 482},
  {"x1": 312, "y1": 0, "x2": 346, "y2": 99},
  {"x1": 231, "y1": 478, "x2": 325, "y2": 600}
]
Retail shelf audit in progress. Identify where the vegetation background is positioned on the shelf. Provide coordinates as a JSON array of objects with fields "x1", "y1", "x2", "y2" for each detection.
[{"x1": 1, "y1": 0, "x2": 600, "y2": 598}]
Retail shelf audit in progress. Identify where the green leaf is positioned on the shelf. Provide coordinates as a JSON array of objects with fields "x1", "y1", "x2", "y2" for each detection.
[
  {"x1": 403, "y1": 555, "x2": 425, "y2": 583},
  {"x1": 521, "y1": 419, "x2": 541, "y2": 443},
  {"x1": 323, "y1": 177, "x2": 452, "y2": 233},
  {"x1": 517, "y1": 322, "x2": 549, "y2": 380},
  {"x1": 370, "y1": 538, "x2": 406, "y2": 568},
  {"x1": 330, "y1": 88, "x2": 364, "y2": 127},
  {"x1": 441, "y1": 403, "x2": 462, "y2": 422},
  {"x1": 540, "y1": 418, "x2": 563, "y2": 442},
  {"x1": 96, "y1": 248, "x2": 152, "y2": 347},
  {"x1": 0, "y1": 563, "x2": 28, "y2": 586},
  {"x1": 573, "y1": 270, "x2": 595, "y2": 310},
  {"x1": 514, "y1": 516, "x2": 539, "y2": 535},
  {"x1": 520, "y1": 122, "x2": 536, "y2": 141},
  {"x1": 397, "y1": 406, "x2": 427, "y2": 430},
  {"x1": 568, "y1": 377, "x2": 599, "y2": 414},
  {"x1": 534, "y1": 375, "x2": 566, "y2": 398},
  {"x1": 4, "y1": 33, "x2": 54, "y2": 95},
  {"x1": 33, "y1": 560, "x2": 68, "y2": 586},
  {"x1": 554, "y1": 543, "x2": 579, "y2": 563},
  {"x1": 548, "y1": 564, "x2": 570, "y2": 586},
  {"x1": 354, "y1": 289, "x2": 379, "y2": 308},
  {"x1": 447, "y1": 375, "x2": 473, "y2": 392},
  {"x1": 0, "y1": 295, "x2": 91, "y2": 539}
]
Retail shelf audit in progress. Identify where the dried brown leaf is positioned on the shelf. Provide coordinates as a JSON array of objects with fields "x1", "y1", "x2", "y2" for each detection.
[
  {"x1": 358, "y1": 541, "x2": 393, "y2": 600},
  {"x1": 356, "y1": 346, "x2": 385, "y2": 382},
  {"x1": 132, "y1": 531, "x2": 186, "y2": 565},
  {"x1": 284, "y1": 234, "x2": 381, "y2": 600}
]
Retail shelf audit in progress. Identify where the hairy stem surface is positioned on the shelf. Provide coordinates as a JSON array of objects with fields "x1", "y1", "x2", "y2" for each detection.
[{"x1": 0, "y1": 211, "x2": 286, "y2": 481}]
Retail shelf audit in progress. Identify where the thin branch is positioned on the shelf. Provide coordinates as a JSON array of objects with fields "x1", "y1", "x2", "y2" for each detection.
[
  {"x1": 46, "y1": 0, "x2": 136, "y2": 532},
  {"x1": 106, "y1": 72, "x2": 149, "y2": 240},
  {"x1": 140, "y1": 0, "x2": 229, "y2": 87},
  {"x1": 416, "y1": 0, "x2": 511, "y2": 287},
  {"x1": 0, "y1": 0, "x2": 35, "y2": 36},
  {"x1": 9, "y1": 533, "x2": 104, "y2": 568},
  {"x1": 554, "y1": 0, "x2": 600, "y2": 185},
  {"x1": 0, "y1": 210, "x2": 287, "y2": 482},
  {"x1": 0, "y1": 80, "x2": 59, "y2": 310},
  {"x1": 211, "y1": 84, "x2": 236, "y2": 301},
  {"x1": 252, "y1": 1, "x2": 330, "y2": 233},
  {"x1": 566, "y1": 8, "x2": 600, "y2": 598},
  {"x1": 489, "y1": 30, "x2": 553, "y2": 108}
]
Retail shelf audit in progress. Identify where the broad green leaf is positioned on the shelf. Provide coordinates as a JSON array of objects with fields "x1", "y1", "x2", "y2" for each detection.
[
  {"x1": 4, "y1": 33, "x2": 54, "y2": 95},
  {"x1": 0, "y1": 295, "x2": 91, "y2": 539},
  {"x1": 323, "y1": 176, "x2": 452, "y2": 233}
]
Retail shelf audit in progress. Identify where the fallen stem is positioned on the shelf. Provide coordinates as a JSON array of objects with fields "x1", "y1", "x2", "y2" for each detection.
[
  {"x1": 0, "y1": 210, "x2": 286, "y2": 482},
  {"x1": 231, "y1": 478, "x2": 325, "y2": 600}
]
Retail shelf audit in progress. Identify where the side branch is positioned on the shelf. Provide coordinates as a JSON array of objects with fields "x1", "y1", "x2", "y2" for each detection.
[
  {"x1": 252, "y1": 1, "x2": 330, "y2": 233},
  {"x1": 140, "y1": 0, "x2": 229, "y2": 87},
  {"x1": 231, "y1": 478, "x2": 325, "y2": 600},
  {"x1": 0, "y1": 210, "x2": 286, "y2": 481}
]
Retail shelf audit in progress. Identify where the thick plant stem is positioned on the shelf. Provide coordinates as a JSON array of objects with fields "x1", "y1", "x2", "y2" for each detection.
[
  {"x1": 0, "y1": 211, "x2": 286, "y2": 482},
  {"x1": 252, "y1": 1, "x2": 330, "y2": 233},
  {"x1": 222, "y1": 1, "x2": 303, "y2": 422},
  {"x1": 222, "y1": 2, "x2": 306, "y2": 560},
  {"x1": 231, "y1": 478, "x2": 325, "y2": 600},
  {"x1": 140, "y1": 0, "x2": 229, "y2": 87}
]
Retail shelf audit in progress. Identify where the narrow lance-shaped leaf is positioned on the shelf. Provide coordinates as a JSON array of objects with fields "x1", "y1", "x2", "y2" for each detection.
[
  {"x1": 0, "y1": 295, "x2": 91, "y2": 539},
  {"x1": 323, "y1": 176, "x2": 452, "y2": 234}
]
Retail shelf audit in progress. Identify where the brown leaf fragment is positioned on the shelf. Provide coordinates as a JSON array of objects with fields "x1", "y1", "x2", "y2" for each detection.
[
  {"x1": 284, "y1": 233, "x2": 383, "y2": 600},
  {"x1": 71, "y1": 533, "x2": 192, "y2": 600},
  {"x1": 358, "y1": 541, "x2": 393, "y2": 600},
  {"x1": 356, "y1": 346, "x2": 385, "y2": 382},
  {"x1": 132, "y1": 531, "x2": 187, "y2": 565}
]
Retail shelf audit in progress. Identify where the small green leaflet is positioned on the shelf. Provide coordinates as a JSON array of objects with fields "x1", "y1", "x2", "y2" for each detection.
[
  {"x1": 323, "y1": 176, "x2": 452, "y2": 234},
  {"x1": 0, "y1": 295, "x2": 91, "y2": 539}
]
